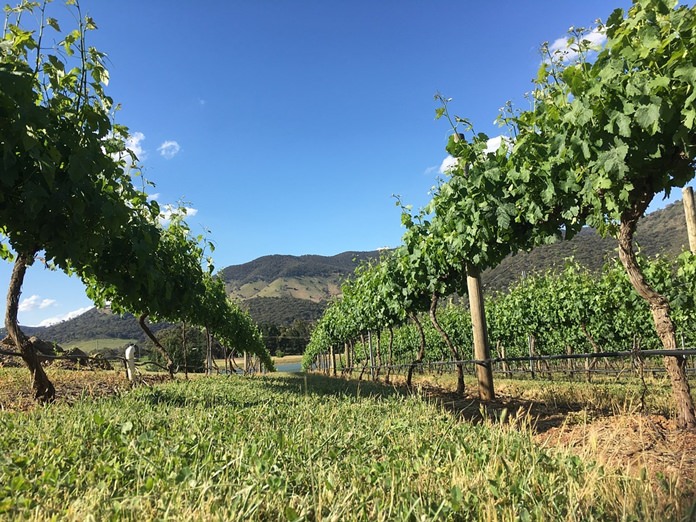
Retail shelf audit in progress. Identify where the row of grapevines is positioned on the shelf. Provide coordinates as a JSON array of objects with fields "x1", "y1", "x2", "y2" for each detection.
[
  {"x1": 306, "y1": 0, "x2": 696, "y2": 428},
  {"x1": 307, "y1": 253, "x2": 696, "y2": 371},
  {"x1": 0, "y1": 1, "x2": 271, "y2": 401}
]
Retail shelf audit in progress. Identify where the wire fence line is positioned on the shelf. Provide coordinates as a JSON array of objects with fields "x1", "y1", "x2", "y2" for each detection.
[
  {"x1": 314, "y1": 347, "x2": 696, "y2": 379},
  {"x1": 0, "y1": 348, "x2": 173, "y2": 373},
  {"x1": 0, "y1": 347, "x2": 256, "y2": 375},
  {"x1": 4, "y1": 345, "x2": 696, "y2": 378}
]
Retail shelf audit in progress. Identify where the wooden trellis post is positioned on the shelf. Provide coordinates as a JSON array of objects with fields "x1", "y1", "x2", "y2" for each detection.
[
  {"x1": 683, "y1": 187, "x2": 696, "y2": 253},
  {"x1": 467, "y1": 265, "x2": 495, "y2": 400}
]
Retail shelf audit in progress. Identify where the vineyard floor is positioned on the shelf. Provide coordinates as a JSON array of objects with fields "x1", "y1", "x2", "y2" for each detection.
[
  {"x1": 0, "y1": 367, "x2": 694, "y2": 518},
  {"x1": 399, "y1": 375, "x2": 696, "y2": 493}
]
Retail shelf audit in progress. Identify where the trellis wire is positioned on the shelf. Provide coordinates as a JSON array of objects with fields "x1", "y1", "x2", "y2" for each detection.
[
  {"x1": 325, "y1": 348, "x2": 696, "y2": 377},
  {"x1": 0, "y1": 349, "x2": 175, "y2": 373}
]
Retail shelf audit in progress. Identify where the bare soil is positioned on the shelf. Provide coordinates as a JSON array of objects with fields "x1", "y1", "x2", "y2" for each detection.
[{"x1": 0, "y1": 368, "x2": 168, "y2": 412}]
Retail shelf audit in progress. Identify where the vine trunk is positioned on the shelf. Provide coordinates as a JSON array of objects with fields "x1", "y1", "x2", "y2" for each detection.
[
  {"x1": 5, "y1": 251, "x2": 55, "y2": 402},
  {"x1": 619, "y1": 201, "x2": 696, "y2": 429},
  {"x1": 429, "y1": 295, "x2": 465, "y2": 394}
]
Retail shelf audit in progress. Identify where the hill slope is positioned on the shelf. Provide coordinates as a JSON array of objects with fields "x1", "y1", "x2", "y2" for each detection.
[
  {"x1": 219, "y1": 251, "x2": 378, "y2": 303},
  {"x1": 1, "y1": 307, "x2": 169, "y2": 346},
  {"x1": 219, "y1": 199, "x2": 690, "y2": 315}
]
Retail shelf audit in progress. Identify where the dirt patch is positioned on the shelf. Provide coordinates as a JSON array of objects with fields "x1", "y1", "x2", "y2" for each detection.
[{"x1": 0, "y1": 369, "x2": 170, "y2": 412}]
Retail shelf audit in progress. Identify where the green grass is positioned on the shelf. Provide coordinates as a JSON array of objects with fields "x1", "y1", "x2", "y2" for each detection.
[{"x1": 0, "y1": 373, "x2": 690, "y2": 521}]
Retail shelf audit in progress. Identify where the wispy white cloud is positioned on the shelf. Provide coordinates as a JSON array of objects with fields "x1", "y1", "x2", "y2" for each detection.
[
  {"x1": 36, "y1": 306, "x2": 92, "y2": 327},
  {"x1": 126, "y1": 131, "x2": 147, "y2": 160},
  {"x1": 438, "y1": 136, "x2": 509, "y2": 174},
  {"x1": 549, "y1": 27, "x2": 606, "y2": 62},
  {"x1": 484, "y1": 135, "x2": 511, "y2": 154},
  {"x1": 157, "y1": 140, "x2": 180, "y2": 160},
  {"x1": 439, "y1": 155, "x2": 458, "y2": 174},
  {"x1": 159, "y1": 204, "x2": 198, "y2": 225},
  {"x1": 19, "y1": 295, "x2": 56, "y2": 313},
  {"x1": 148, "y1": 193, "x2": 160, "y2": 201}
]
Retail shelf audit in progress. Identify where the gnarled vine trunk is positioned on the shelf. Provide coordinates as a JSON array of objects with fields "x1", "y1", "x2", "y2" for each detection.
[
  {"x1": 139, "y1": 313, "x2": 175, "y2": 378},
  {"x1": 619, "y1": 202, "x2": 696, "y2": 429},
  {"x1": 6, "y1": 252, "x2": 55, "y2": 402},
  {"x1": 406, "y1": 313, "x2": 426, "y2": 388},
  {"x1": 429, "y1": 295, "x2": 465, "y2": 394},
  {"x1": 385, "y1": 326, "x2": 394, "y2": 384}
]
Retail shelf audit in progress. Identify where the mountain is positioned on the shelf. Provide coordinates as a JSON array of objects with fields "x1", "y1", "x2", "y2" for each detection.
[
  {"x1": 1, "y1": 307, "x2": 169, "y2": 346},
  {"x1": 218, "y1": 251, "x2": 378, "y2": 303},
  {"x1": 218, "y1": 200, "x2": 689, "y2": 313},
  {"x1": 217, "y1": 251, "x2": 382, "y2": 326},
  {"x1": 4, "y1": 199, "x2": 690, "y2": 343}
]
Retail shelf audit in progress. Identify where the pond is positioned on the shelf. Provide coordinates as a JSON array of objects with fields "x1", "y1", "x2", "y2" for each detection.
[{"x1": 274, "y1": 362, "x2": 302, "y2": 373}]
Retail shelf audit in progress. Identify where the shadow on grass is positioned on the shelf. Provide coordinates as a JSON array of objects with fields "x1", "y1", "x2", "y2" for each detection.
[
  {"x1": 256, "y1": 372, "x2": 407, "y2": 400},
  {"x1": 256, "y1": 371, "x2": 591, "y2": 434},
  {"x1": 132, "y1": 384, "x2": 266, "y2": 410}
]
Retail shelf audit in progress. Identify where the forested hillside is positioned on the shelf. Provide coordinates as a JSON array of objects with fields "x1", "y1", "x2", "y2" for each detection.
[
  {"x1": 222, "y1": 199, "x2": 689, "y2": 313},
  {"x1": 1, "y1": 308, "x2": 169, "y2": 345},
  {"x1": 218, "y1": 251, "x2": 377, "y2": 284},
  {"x1": 482, "y1": 199, "x2": 687, "y2": 291},
  {"x1": 242, "y1": 297, "x2": 327, "y2": 325},
  {"x1": 219, "y1": 251, "x2": 380, "y2": 304}
]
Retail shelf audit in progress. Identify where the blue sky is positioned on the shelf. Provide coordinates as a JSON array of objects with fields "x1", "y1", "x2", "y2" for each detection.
[{"x1": 4, "y1": 0, "x2": 690, "y2": 327}]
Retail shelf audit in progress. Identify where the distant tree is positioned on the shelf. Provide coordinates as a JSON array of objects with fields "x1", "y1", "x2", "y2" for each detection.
[
  {"x1": 279, "y1": 320, "x2": 312, "y2": 354},
  {"x1": 147, "y1": 324, "x2": 206, "y2": 372}
]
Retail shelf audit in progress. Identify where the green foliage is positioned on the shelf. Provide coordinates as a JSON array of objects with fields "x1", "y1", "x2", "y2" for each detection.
[
  {"x1": 259, "y1": 320, "x2": 312, "y2": 355},
  {"x1": 246, "y1": 297, "x2": 326, "y2": 326},
  {"x1": 145, "y1": 324, "x2": 206, "y2": 372},
  {"x1": 307, "y1": 252, "x2": 696, "y2": 369},
  {"x1": 399, "y1": 205, "x2": 468, "y2": 299},
  {"x1": 306, "y1": 2, "x2": 696, "y2": 416},
  {"x1": 0, "y1": 1, "x2": 273, "y2": 377},
  {"x1": 564, "y1": 0, "x2": 696, "y2": 227},
  {"x1": 0, "y1": 0, "x2": 158, "y2": 271},
  {"x1": 480, "y1": 200, "x2": 688, "y2": 295}
]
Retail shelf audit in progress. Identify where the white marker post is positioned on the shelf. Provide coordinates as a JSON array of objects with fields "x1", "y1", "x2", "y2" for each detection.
[{"x1": 125, "y1": 344, "x2": 136, "y2": 382}]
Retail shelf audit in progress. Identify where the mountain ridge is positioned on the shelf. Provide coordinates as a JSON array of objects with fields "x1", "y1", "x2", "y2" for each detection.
[
  {"x1": 219, "y1": 251, "x2": 377, "y2": 284},
  {"x1": 219, "y1": 250, "x2": 380, "y2": 303}
]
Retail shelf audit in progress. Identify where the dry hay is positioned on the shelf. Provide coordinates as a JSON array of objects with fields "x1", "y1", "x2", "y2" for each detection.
[
  {"x1": 0, "y1": 368, "x2": 169, "y2": 412},
  {"x1": 538, "y1": 413, "x2": 696, "y2": 499},
  {"x1": 404, "y1": 378, "x2": 696, "y2": 502}
]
